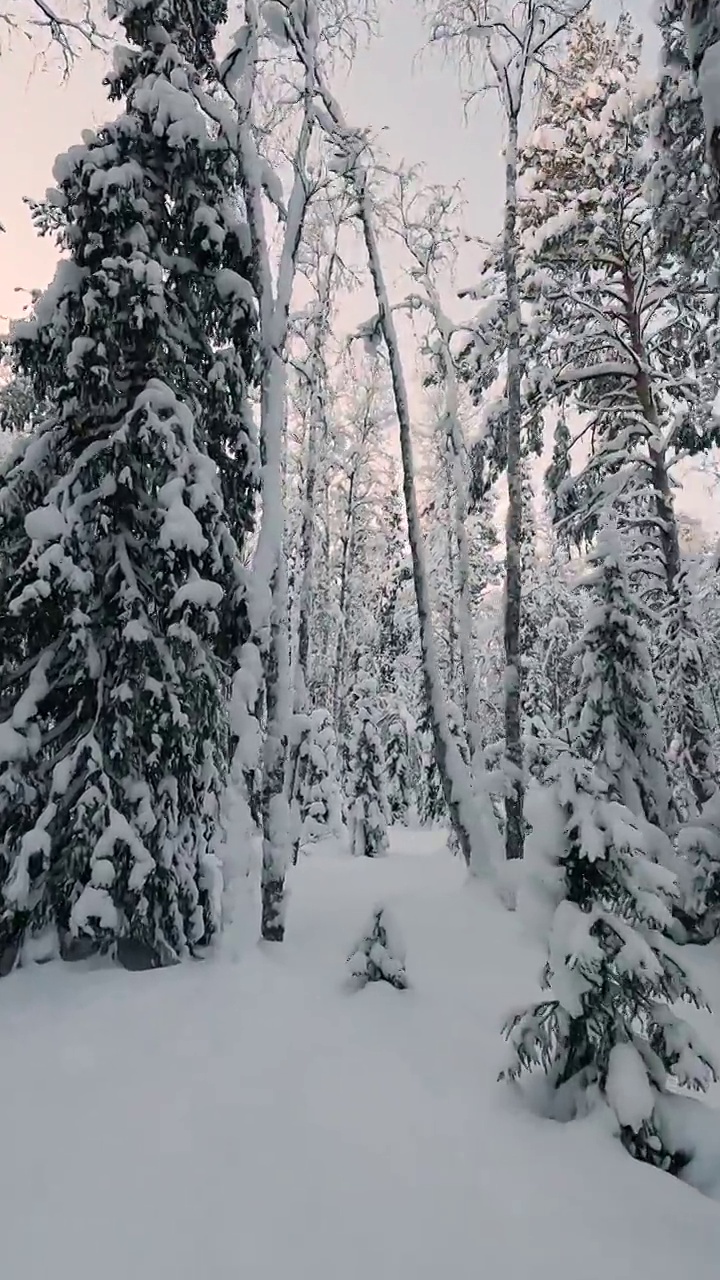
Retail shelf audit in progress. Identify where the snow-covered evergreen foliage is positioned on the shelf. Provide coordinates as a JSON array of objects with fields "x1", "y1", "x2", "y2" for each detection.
[
  {"x1": 347, "y1": 904, "x2": 408, "y2": 989},
  {"x1": 290, "y1": 707, "x2": 343, "y2": 854},
  {"x1": 567, "y1": 528, "x2": 675, "y2": 838},
  {"x1": 521, "y1": 14, "x2": 710, "y2": 568},
  {"x1": 0, "y1": 0, "x2": 257, "y2": 968},
  {"x1": 648, "y1": 1, "x2": 718, "y2": 264},
  {"x1": 679, "y1": 0, "x2": 720, "y2": 172},
  {"x1": 417, "y1": 706, "x2": 446, "y2": 827},
  {"x1": 677, "y1": 789, "x2": 720, "y2": 938},
  {"x1": 383, "y1": 702, "x2": 417, "y2": 825},
  {"x1": 504, "y1": 749, "x2": 716, "y2": 1171},
  {"x1": 662, "y1": 564, "x2": 718, "y2": 818},
  {"x1": 346, "y1": 676, "x2": 391, "y2": 859}
]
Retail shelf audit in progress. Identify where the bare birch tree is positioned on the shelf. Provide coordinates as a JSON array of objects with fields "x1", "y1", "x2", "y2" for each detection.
[
  {"x1": 217, "y1": 0, "x2": 375, "y2": 938},
  {"x1": 393, "y1": 174, "x2": 484, "y2": 763},
  {"x1": 219, "y1": 1, "x2": 324, "y2": 940}
]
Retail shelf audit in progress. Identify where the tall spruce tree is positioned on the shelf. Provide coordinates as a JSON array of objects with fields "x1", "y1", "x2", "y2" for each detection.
[
  {"x1": 503, "y1": 527, "x2": 716, "y2": 1171},
  {"x1": 0, "y1": 0, "x2": 257, "y2": 969},
  {"x1": 567, "y1": 531, "x2": 674, "y2": 836},
  {"x1": 346, "y1": 676, "x2": 391, "y2": 859}
]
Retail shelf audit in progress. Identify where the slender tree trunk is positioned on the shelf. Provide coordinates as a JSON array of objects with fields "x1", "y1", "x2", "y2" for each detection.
[
  {"x1": 260, "y1": 561, "x2": 292, "y2": 940},
  {"x1": 446, "y1": 524, "x2": 457, "y2": 694},
  {"x1": 294, "y1": 260, "x2": 338, "y2": 709},
  {"x1": 295, "y1": 390, "x2": 320, "y2": 706},
  {"x1": 502, "y1": 110, "x2": 525, "y2": 862},
  {"x1": 333, "y1": 470, "x2": 356, "y2": 725},
  {"x1": 315, "y1": 479, "x2": 333, "y2": 708},
  {"x1": 412, "y1": 244, "x2": 488, "y2": 773},
  {"x1": 286, "y1": 338, "x2": 324, "y2": 865},
  {"x1": 621, "y1": 265, "x2": 682, "y2": 596},
  {"x1": 354, "y1": 179, "x2": 480, "y2": 867}
]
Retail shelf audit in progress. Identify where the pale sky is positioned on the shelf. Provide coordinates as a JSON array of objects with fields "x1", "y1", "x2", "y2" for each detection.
[
  {"x1": 2, "y1": 0, "x2": 716, "y2": 532},
  {"x1": 0, "y1": 0, "x2": 653, "y2": 321}
]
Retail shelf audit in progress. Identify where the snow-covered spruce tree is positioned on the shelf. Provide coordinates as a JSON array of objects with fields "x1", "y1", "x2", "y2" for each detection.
[
  {"x1": 0, "y1": 340, "x2": 43, "y2": 441},
  {"x1": 662, "y1": 563, "x2": 718, "y2": 816},
  {"x1": 648, "y1": 1, "x2": 719, "y2": 266},
  {"x1": 567, "y1": 526, "x2": 675, "y2": 839},
  {"x1": 506, "y1": 12, "x2": 718, "y2": 806},
  {"x1": 682, "y1": 0, "x2": 720, "y2": 175},
  {"x1": 383, "y1": 702, "x2": 417, "y2": 825},
  {"x1": 288, "y1": 707, "x2": 342, "y2": 859},
  {"x1": 417, "y1": 705, "x2": 446, "y2": 827},
  {"x1": 502, "y1": 748, "x2": 716, "y2": 1170},
  {"x1": 677, "y1": 789, "x2": 720, "y2": 939},
  {"x1": 347, "y1": 904, "x2": 408, "y2": 989},
  {"x1": 0, "y1": 0, "x2": 257, "y2": 969},
  {"x1": 346, "y1": 676, "x2": 391, "y2": 858},
  {"x1": 518, "y1": 13, "x2": 717, "y2": 584}
]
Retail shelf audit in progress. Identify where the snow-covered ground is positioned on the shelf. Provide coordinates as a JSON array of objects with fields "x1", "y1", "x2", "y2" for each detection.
[{"x1": 3, "y1": 828, "x2": 720, "y2": 1279}]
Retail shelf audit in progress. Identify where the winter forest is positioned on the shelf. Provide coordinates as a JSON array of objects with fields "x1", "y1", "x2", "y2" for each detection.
[{"x1": 4, "y1": 0, "x2": 720, "y2": 1273}]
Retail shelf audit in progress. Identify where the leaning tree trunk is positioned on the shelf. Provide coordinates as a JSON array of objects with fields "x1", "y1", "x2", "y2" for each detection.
[
  {"x1": 502, "y1": 110, "x2": 525, "y2": 862},
  {"x1": 354, "y1": 178, "x2": 480, "y2": 867}
]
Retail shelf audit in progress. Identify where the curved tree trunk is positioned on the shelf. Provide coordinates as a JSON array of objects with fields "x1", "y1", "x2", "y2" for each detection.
[{"x1": 355, "y1": 182, "x2": 481, "y2": 867}]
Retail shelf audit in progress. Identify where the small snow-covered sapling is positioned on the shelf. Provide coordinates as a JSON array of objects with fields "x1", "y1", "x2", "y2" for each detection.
[{"x1": 347, "y1": 905, "x2": 408, "y2": 990}]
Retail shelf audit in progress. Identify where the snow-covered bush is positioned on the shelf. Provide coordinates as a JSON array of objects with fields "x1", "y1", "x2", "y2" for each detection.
[
  {"x1": 346, "y1": 677, "x2": 391, "y2": 858},
  {"x1": 347, "y1": 904, "x2": 408, "y2": 990},
  {"x1": 503, "y1": 748, "x2": 717, "y2": 1171}
]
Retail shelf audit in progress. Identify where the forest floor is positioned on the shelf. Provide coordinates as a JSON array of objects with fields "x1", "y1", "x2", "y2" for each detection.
[{"x1": 3, "y1": 829, "x2": 720, "y2": 1279}]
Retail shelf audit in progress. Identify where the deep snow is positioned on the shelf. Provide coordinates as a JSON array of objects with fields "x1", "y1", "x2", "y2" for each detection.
[{"x1": 3, "y1": 828, "x2": 720, "y2": 1280}]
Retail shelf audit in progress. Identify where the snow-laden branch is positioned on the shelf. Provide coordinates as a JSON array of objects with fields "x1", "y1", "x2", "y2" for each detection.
[
  {"x1": 2, "y1": 0, "x2": 105, "y2": 75},
  {"x1": 419, "y1": 0, "x2": 592, "y2": 118}
]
